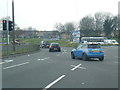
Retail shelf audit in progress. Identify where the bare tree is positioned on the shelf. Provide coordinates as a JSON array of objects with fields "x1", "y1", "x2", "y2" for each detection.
[
  {"x1": 64, "y1": 22, "x2": 75, "y2": 35},
  {"x1": 54, "y1": 23, "x2": 65, "y2": 32}
]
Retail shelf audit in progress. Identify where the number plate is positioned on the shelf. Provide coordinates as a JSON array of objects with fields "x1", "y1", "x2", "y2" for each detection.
[
  {"x1": 54, "y1": 48, "x2": 57, "y2": 50},
  {"x1": 93, "y1": 50, "x2": 99, "y2": 52}
]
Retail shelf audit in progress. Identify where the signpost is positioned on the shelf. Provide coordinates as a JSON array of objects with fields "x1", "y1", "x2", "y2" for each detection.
[{"x1": 72, "y1": 31, "x2": 80, "y2": 43}]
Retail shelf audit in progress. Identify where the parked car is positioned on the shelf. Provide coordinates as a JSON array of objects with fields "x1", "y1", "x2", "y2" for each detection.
[
  {"x1": 71, "y1": 42, "x2": 104, "y2": 61},
  {"x1": 41, "y1": 41, "x2": 50, "y2": 48},
  {"x1": 104, "y1": 39, "x2": 119, "y2": 45},
  {"x1": 11, "y1": 39, "x2": 23, "y2": 45},
  {"x1": 111, "y1": 40, "x2": 119, "y2": 45},
  {"x1": 49, "y1": 43, "x2": 61, "y2": 52}
]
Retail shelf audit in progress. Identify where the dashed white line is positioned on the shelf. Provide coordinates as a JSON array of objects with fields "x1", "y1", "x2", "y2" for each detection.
[
  {"x1": 43, "y1": 75, "x2": 66, "y2": 90},
  {"x1": 57, "y1": 54, "x2": 60, "y2": 56},
  {"x1": 0, "y1": 60, "x2": 13, "y2": 65},
  {"x1": 38, "y1": 57, "x2": 50, "y2": 61},
  {"x1": 3, "y1": 62, "x2": 29, "y2": 70}
]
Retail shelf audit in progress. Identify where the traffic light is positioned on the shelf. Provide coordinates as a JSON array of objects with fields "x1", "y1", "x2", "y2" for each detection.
[
  {"x1": 2, "y1": 20, "x2": 7, "y2": 30},
  {"x1": 9, "y1": 21, "x2": 13, "y2": 31}
]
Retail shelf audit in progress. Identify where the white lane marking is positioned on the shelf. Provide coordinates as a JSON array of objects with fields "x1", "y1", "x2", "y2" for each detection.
[
  {"x1": 57, "y1": 54, "x2": 60, "y2": 56},
  {"x1": 38, "y1": 57, "x2": 50, "y2": 61},
  {"x1": 71, "y1": 64, "x2": 82, "y2": 71},
  {"x1": 41, "y1": 59, "x2": 45, "y2": 61},
  {"x1": 38, "y1": 59, "x2": 41, "y2": 61},
  {"x1": 44, "y1": 57, "x2": 50, "y2": 59},
  {"x1": 28, "y1": 54, "x2": 30, "y2": 56},
  {"x1": 3, "y1": 62, "x2": 29, "y2": 70},
  {"x1": 43, "y1": 75, "x2": 66, "y2": 90},
  {"x1": 81, "y1": 82, "x2": 85, "y2": 85},
  {"x1": 0, "y1": 60, "x2": 13, "y2": 65},
  {"x1": 71, "y1": 64, "x2": 86, "y2": 71}
]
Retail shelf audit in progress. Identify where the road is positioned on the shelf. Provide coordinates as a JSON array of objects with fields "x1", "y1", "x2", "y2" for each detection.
[{"x1": 1, "y1": 46, "x2": 118, "y2": 89}]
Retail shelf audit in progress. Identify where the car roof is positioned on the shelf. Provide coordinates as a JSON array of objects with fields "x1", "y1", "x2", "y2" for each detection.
[
  {"x1": 83, "y1": 42, "x2": 99, "y2": 45},
  {"x1": 51, "y1": 43, "x2": 59, "y2": 44}
]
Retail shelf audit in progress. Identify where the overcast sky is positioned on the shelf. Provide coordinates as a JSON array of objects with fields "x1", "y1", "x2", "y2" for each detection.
[{"x1": 0, "y1": 0, "x2": 119, "y2": 30}]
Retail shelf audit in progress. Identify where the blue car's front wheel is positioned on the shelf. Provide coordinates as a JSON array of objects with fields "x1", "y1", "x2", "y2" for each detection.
[
  {"x1": 71, "y1": 52, "x2": 75, "y2": 59},
  {"x1": 82, "y1": 53, "x2": 88, "y2": 61},
  {"x1": 99, "y1": 57, "x2": 104, "y2": 61}
]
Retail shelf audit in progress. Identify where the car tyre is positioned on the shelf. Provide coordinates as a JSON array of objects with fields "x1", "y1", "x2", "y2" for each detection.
[
  {"x1": 99, "y1": 57, "x2": 104, "y2": 61},
  {"x1": 49, "y1": 49, "x2": 51, "y2": 52},
  {"x1": 71, "y1": 53, "x2": 75, "y2": 59},
  {"x1": 82, "y1": 53, "x2": 88, "y2": 61},
  {"x1": 58, "y1": 49, "x2": 61, "y2": 52}
]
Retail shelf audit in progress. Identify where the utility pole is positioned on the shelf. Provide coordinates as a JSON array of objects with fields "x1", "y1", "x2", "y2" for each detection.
[{"x1": 12, "y1": 0, "x2": 15, "y2": 52}]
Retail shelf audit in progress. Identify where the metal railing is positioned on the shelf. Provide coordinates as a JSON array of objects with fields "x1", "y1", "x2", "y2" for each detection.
[{"x1": 1, "y1": 44, "x2": 40, "y2": 58}]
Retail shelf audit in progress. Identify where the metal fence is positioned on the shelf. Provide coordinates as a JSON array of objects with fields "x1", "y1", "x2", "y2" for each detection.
[{"x1": 2, "y1": 44, "x2": 40, "y2": 58}]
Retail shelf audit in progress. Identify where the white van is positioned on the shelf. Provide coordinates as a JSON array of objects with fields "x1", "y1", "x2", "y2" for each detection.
[
  {"x1": 104, "y1": 39, "x2": 119, "y2": 45},
  {"x1": 111, "y1": 40, "x2": 119, "y2": 45}
]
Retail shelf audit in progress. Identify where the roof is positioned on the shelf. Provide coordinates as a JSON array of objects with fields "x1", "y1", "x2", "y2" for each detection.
[{"x1": 83, "y1": 42, "x2": 98, "y2": 44}]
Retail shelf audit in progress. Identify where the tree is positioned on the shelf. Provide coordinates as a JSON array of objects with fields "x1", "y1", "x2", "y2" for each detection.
[
  {"x1": 103, "y1": 16, "x2": 114, "y2": 38},
  {"x1": 79, "y1": 16, "x2": 95, "y2": 36},
  {"x1": 111, "y1": 16, "x2": 118, "y2": 37},
  {"x1": 54, "y1": 23, "x2": 65, "y2": 32},
  {"x1": 94, "y1": 12, "x2": 114, "y2": 36},
  {"x1": 64, "y1": 22, "x2": 75, "y2": 35}
]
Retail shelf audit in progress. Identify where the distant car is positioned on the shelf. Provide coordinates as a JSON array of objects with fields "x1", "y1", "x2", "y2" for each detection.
[
  {"x1": 41, "y1": 41, "x2": 50, "y2": 48},
  {"x1": 12, "y1": 39, "x2": 22, "y2": 45},
  {"x1": 111, "y1": 40, "x2": 119, "y2": 45},
  {"x1": 104, "y1": 39, "x2": 119, "y2": 45},
  {"x1": 71, "y1": 42, "x2": 104, "y2": 61},
  {"x1": 49, "y1": 43, "x2": 61, "y2": 52}
]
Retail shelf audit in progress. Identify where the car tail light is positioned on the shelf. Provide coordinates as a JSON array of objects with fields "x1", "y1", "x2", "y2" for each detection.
[
  {"x1": 50, "y1": 46, "x2": 53, "y2": 48},
  {"x1": 100, "y1": 50, "x2": 104, "y2": 53}
]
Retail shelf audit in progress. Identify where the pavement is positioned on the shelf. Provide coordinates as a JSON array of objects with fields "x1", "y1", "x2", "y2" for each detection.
[{"x1": 1, "y1": 46, "x2": 119, "y2": 89}]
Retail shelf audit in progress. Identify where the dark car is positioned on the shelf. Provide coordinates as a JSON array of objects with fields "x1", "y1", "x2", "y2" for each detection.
[
  {"x1": 71, "y1": 42, "x2": 104, "y2": 61},
  {"x1": 49, "y1": 43, "x2": 61, "y2": 52},
  {"x1": 41, "y1": 41, "x2": 50, "y2": 48}
]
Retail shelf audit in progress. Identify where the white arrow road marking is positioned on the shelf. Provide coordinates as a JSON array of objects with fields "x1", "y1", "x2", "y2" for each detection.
[
  {"x1": 0, "y1": 60, "x2": 13, "y2": 65},
  {"x1": 71, "y1": 64, "x2": 86, "y2": 71},
  {"x1": 43, "y1": 75, "x2": 66, "y2": 90},
  {"x1": 3, "y1": 62, "x2": 29, "y2": 70}
]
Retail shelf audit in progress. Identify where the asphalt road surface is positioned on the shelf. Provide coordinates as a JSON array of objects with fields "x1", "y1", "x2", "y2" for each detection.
[{"x1": 1, "y1": 46, "x2": 119, "y2": 89}]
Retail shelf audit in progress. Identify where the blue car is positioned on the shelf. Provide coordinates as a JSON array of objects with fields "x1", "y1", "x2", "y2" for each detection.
[{"x1": 71, "y1": 43, "x2": 104, "y2": 61}]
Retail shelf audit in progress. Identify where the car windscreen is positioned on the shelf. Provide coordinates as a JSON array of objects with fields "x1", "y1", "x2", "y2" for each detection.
[{"x1": 88, "y1": 44, "x2": 100, "y2": 48}]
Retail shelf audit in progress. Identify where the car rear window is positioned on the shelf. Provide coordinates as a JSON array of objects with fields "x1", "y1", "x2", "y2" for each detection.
[
  {"x1": 51, "y1": 44, "x2": 59, "y2": 47},
  {"x1": 88, "y1": 44, "x2": 100, "y2": 48}
]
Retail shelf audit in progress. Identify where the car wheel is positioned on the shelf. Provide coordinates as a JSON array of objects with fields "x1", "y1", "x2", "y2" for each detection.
[
  {"x1": 71, "y1": 53, "x2": 75, "y2": 59},
  {"x1": 82, "y1": 53, "x2": 88, "y2": 61},
  {"x1": 49, "y1": 49, "x2": 51, "y2": 52},
  {"x1": 58, "y1": 49, "x2": 61, "y2": 52},
  {"x1": 99, "y1": 57, "x2": 104, "y2": 61}
]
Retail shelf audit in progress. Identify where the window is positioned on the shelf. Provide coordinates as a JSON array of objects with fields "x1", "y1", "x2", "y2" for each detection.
[{"x1": 88, "y1": 44, "x2": 100, "y2": 48}]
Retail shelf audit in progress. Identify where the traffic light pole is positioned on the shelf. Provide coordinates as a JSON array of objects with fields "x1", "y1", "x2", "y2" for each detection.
[
  {"x1": 12, "y1": 0, "x2": 15, "y2": 52},
  {"x1": 6, "y1": 19, "x2": 9, "y2": 44}
]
